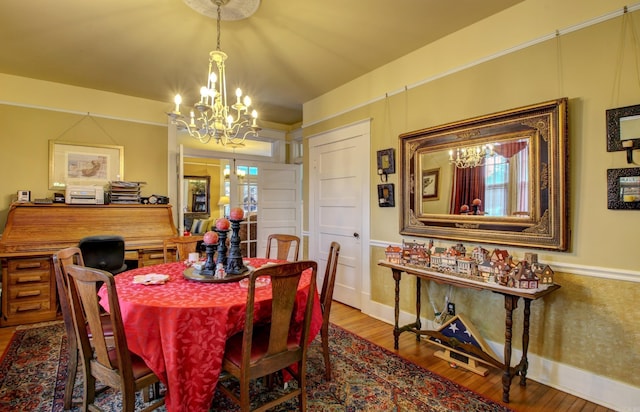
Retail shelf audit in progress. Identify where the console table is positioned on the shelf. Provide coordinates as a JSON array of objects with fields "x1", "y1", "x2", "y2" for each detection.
[
  {"x1": 378, "y1": 260, "x2": 560, "y2": 403},
  {"x1": 0, "y1": 203, "x2": 178, "y2": 326}
]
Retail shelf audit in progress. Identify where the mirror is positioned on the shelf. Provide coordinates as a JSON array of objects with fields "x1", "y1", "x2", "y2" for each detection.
[
  {"x1": 607, "y1": 103, "x2": 640, "y2": 151},
  {"x1": 184, "y1": 175, "x2": 210, "y2": 215},
  {"x1": 607, "y1": 103, "x2": 640, "y2": 163},
  {"x1": 400, "y1": 98, "x2": 569, "y2": 251}
]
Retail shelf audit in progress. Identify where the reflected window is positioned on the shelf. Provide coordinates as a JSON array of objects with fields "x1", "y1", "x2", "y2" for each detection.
[
  {"x1": 484, "y1": 155, "x2": 508, "y2": 216},
  {"x1": 484, "y1": 148, "x2": 529, "y2": 216}
]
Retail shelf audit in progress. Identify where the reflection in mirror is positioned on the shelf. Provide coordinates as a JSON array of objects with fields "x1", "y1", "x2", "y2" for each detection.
[
  {"x1": 620, "y1": 115, "x2": 640, "y2": 141},
  {"x1": 400, "y1": 98, "x2": 569, "y2": 251},
  {"x1": 184, "y1": 175, "x2": 210, "y2": 215},
  {"x1": 419, "y1": 138, "x2": 531, "y2": 218}
]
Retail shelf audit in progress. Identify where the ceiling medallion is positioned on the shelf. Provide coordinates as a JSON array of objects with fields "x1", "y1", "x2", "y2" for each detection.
[{"x1": 182, "y1": 0, "x2": 260, "y2": 21}]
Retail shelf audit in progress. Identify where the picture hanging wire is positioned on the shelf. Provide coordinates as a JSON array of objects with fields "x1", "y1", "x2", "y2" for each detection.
[{"x1": 52, "y1": 112, "x2": 121, "y2": 145}]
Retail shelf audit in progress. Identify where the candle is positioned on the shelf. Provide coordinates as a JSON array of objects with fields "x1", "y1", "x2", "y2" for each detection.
[{"x1": 174, "y1": 94, "x2": 182, "y2": 113}]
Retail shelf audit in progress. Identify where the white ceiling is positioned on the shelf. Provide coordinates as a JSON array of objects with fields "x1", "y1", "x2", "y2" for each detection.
[{"x1": 0, "y1": 0, "x2": 524, "y2": 125}]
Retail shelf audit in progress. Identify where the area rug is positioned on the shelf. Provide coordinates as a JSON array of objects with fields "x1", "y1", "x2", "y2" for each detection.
[{"x1": 0, "y1": 321, "x2": 513, "y2": 411}]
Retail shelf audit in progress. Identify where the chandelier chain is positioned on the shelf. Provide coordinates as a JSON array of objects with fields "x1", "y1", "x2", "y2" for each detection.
[{"x1": 216, "y1": 2, "x2": 222, "y2": 51}]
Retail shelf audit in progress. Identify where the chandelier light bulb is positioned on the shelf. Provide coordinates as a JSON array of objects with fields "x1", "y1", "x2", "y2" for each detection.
[
  {"x1": 243, "y1": 96, "x2": 251, "y2": 107},
  {"x1": 174, "y1": 94, "x2": 182, "y2": 113}
]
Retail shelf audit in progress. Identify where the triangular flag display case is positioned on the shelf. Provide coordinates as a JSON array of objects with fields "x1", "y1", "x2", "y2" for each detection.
[{"x1": 423, "y1": 313, "x2": 502, "y2": 376}]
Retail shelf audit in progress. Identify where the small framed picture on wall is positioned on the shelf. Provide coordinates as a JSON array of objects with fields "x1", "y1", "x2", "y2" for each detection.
[{"x1": 378, "y1": 183, "x2": 395, "y2": 207}]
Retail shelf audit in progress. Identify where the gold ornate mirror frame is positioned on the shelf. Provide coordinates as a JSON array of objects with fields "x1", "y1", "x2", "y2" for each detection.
[{"x1": 399, "y1": 98, "x2": 569, "y2": 251}]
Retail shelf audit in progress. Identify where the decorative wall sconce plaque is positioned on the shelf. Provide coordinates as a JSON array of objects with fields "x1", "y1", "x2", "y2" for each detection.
[
  {"x1": 377, "y1": 148, "x2": 395, "y2": 182},
  {"x1": 606, "y1": 103, "x2": 640, "y2": 164},
  {"x1": 607, "y1": 167, "x2": 640, "y2": 210}
]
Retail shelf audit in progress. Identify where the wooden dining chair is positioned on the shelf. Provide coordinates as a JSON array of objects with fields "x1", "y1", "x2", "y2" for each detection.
[
  {"x1": 52, "y1": 251, "x2": 83, "y2": 410},
  {"x1": 217, "y1": 260, "x2": 318, "y2": 411},
  {"x1": 319, "y1": 241, "x2": 340, "y2": 380},
  {"x1": 265, "y1": 234, "x2": 300, "y2": 261},
  {"x1": 53, "y1": 247, "x2": 115, "y2": 410},
  {"x1": 163, "y1": 235, "x2": 203, "y2": 263},
  {"x1": 65, "y1": 264, "x2": 165, "y2": 412}
]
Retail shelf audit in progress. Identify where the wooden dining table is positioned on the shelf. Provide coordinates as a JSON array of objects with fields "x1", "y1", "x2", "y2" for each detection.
[{"x1": 97, "y1": 257, "x2": 322, "y2": 412}]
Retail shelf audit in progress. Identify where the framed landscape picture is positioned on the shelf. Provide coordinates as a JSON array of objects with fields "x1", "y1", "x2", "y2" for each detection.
[{"x1": 49, "y1": 141, "x2": 124, "y2": 189}]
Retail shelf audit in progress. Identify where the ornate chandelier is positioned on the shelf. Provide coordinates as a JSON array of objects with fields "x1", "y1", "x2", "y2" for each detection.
[
  {"x1": 168, "y1": 0, "x2": 260, "y2": 146},
  {"x1": 449, "y1": 144, "x2": 495, "y2": 168}
]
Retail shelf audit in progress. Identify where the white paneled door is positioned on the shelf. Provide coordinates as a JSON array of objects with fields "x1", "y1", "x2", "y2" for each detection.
[
  {"x1": 257, "y1": 163, "x2": 302, "y2": 260},
  {"x1": 309, "y1": 121, "x2": 370, "y2": 310}
]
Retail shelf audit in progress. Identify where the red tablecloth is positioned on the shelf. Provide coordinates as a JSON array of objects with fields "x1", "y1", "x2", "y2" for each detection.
[{"x1": 97, "y1": 258, "x2": 322, "y2": 412}]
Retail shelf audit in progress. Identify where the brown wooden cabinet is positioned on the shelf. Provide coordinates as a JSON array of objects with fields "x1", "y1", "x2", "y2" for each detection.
[
  {"x1": 2, "y1": 256, "x2": 56, "y2": 326},
  {"x1": 0, "y1": 203, "x2": 178, "y2": 326}
]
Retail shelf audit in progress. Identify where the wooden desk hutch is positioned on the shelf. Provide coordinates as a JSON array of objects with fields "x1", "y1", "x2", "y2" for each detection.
[{"x1": 0, "y1": 203, "x2": 178, "y2": 327}]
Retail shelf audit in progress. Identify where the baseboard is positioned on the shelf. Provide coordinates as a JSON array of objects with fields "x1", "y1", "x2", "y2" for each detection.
[{"x1": 363, "y1": 299, "x2": 640, "y2": 411}]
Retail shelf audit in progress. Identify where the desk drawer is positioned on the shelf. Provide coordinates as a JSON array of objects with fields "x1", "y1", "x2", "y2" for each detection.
[
  {"x1": 8, "y1": 284, "x2": 50, "y2": 300},
  {"x1": 8, "y1": 257, "x2": 50, "y2": 274},
  {"x1": 141, "y1": 250, "x2": 165, "y2": 267},
  {"x1": 8, "y1": 270, "x2": 50, "y2": 286},
  {"x1": 7, "y1": 298, "x2": 51, "y2": 315}
]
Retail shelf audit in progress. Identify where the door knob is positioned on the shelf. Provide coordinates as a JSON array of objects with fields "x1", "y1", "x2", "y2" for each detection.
[{"x1": 353, "y1": 232, "x2": 360, "y2": 239}]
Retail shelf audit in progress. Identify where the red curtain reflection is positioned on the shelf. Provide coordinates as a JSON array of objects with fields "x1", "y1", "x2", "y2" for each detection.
[
  {"x1": 450, "y1": 166, "x2": 486, "y2": 214},
  {"x1": 493, "y1": 141, "x2": 528, "y2": 159}
]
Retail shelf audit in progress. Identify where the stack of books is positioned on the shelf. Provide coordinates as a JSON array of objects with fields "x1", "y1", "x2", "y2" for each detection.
[{"x1": 108, "y1": 181, "x2": 144, "y2": 204}]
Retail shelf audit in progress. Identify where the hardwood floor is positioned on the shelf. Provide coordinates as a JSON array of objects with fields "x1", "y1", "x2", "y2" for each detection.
[
  {"x1": 0, "y1": 303, "x2": 612, "y2": 411},
  {"x1": 328, "y1": 302, "x2": 613, "y2": 412}
]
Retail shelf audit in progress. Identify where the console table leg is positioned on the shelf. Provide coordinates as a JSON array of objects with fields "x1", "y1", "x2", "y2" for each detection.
[
  {"x1": 520, "y1": 298, "x2": 532, "y2": 386},
  {"x1": 392, "y1": 269, "x2": 402, "y2": 350},
  {"x1": 502, "y1": 295, "x2": 519, "y2": 403},
  {"x1": 415, "y1": 278, "x2": 422, "y2": 341}
]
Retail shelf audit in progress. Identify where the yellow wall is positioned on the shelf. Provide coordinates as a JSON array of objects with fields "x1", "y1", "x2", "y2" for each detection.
[
  {"x1": 304, "y1": 0, "x2": 640, "y2": 390},
  {"x1": 0, "y1": 104, "x2": 168, "y2": 228}
]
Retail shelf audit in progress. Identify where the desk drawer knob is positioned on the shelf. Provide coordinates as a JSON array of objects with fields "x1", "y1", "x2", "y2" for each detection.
[
  {"x1": 16, "y1": 290, "x2": 41, "y2": 298},
  {"x1": 17, "y1": 275, "x2": 43, "y2": 283},
  {"x1": 15, "y1": 262, "x2": 43, "y2": 270},
  {"x1": 16, "y1": 303, "x2": 42, "y2": 312}
]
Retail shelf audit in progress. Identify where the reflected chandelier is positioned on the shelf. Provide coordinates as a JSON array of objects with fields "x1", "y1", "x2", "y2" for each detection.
[
  {"x1": 449, "y1": 144, "x2": 495, "y2": 168},
  {"x1": 168, "y1": 0, "x2": 261, "y2": 146}
]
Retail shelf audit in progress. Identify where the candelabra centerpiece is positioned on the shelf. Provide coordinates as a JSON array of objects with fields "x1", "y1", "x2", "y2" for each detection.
[
  {"x1": 226, "y1": 208, "x2": 249, "y2": 275},
  {"x1": 214, "y1": 218, "x2": 231, "y2": 270},
  {"x1": 199, "y1": 230, "x2": 219, "y2": 276}
]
